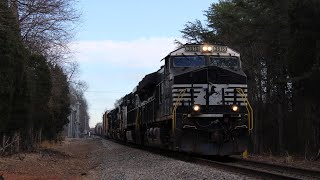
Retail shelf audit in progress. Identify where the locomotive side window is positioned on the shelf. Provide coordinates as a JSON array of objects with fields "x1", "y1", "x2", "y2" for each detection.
[
  {"x1": 209, "y1": 57, "x2": 240, "y2": 69},
  {"x1": 172, "y1": 56, "x2": 205, "y2": 67}
]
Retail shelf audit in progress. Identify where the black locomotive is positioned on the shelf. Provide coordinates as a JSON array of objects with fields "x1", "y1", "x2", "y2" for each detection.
[{"x1": 102, "y1": 44, "x2": 253, "y2": 155}]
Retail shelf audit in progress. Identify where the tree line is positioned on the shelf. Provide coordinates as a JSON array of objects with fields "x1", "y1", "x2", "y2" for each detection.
[
  {"x1": 0, "y1": 0, "x2": 87, "y2": 154},
  {"x1": 180, "y1": 0, "x2": 320, "y2": 158}
]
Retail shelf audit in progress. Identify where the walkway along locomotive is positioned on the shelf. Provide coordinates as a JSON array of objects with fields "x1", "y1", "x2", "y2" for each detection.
[{"x1": 102, "y1": 44, "x2": 253, "y2": 155}]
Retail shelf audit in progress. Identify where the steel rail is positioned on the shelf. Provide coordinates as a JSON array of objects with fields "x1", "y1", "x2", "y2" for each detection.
[
  {"x1": 192, "y1": 157, "x2": 300, "y2": 180},
  {"x1": 230, "y1": 157, "x2": 320, "y2": 179}
]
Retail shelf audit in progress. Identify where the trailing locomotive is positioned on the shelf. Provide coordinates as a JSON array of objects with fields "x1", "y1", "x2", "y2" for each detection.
[{"x1": 102, "y1": 44, "x2": 253, "y2": 155}]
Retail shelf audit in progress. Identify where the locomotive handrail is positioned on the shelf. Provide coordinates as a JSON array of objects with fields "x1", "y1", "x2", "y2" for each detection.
[
  {"x1": 236, "y1": 88, "x2": 253, "y2": 133},
  {"x1": 171, "y1": 89, "x2": 187, "y2": 136}
]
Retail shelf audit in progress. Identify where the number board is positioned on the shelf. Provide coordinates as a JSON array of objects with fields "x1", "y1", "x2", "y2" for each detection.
[
  {"x1": 213, "y1": 45, "x2": 227, "y2": 52},
  {"x1": 185, "y1": 45, "x2": 200, "y2": 52}
]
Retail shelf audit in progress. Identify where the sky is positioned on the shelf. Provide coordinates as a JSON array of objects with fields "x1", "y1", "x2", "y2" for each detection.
[{"x1": 71, "y1": 0, "x2": 216, "y2": 127}]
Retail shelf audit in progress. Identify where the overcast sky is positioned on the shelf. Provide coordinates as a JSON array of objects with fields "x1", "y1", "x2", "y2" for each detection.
[{"x1": 72, "y1": 0, "x2": 216, "y2": 127}]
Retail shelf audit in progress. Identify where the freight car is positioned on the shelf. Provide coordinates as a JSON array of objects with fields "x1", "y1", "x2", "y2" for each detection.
[
  {"x1": 94, "y1": 122, "x2": 103, "y2": 136},
  {"x1": 103, "y1": 44, "x2": 253, "y2": 155},
  {"x1": 102, "y1": 111, "x2": 110, "y2": 138}
]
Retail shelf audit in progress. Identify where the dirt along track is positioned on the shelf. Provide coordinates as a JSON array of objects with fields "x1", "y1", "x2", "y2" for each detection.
[
  {"x1": 0, "y1": 137, "x2": 103, "y2": 180},
  {"x1": 1, "y1": 137, "x2": 250, "y2": 180}
]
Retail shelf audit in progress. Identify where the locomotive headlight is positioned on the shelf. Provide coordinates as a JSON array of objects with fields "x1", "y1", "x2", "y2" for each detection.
[
  {"x1": 232, "y1": 105, "x2": 239, "y2": 112},
  {"x1": 207, "y1": 46, "x2": 213, "y2": 51},
  {"x1": 192, "y1": 104, "x2": 201, "y2": 112},
  {"x1": 202, "y1": 46, "x2": 208, "y2": 51}
]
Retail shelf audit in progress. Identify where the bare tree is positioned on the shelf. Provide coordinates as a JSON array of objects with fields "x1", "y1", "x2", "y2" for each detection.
[
  {"x1": 64, "y1": 61, "x2": 88, "y2": 95},
  {"x1": 13, "y1": 0, "x2": 81, "y2": 63},
  {"x1": 65, "y1": 61, "x2": 80, "y2": 82}
]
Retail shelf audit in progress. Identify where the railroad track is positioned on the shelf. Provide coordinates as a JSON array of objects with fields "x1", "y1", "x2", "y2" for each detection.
[
  {"x1": 191, "y1": 156, "x2": 320, "y2": 180},
  {"x1": 104, "y1": 137, "x2": 320, "y2": 179}
]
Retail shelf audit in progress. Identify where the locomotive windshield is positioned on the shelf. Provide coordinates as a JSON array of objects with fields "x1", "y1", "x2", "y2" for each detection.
[
  {"x1": 209, "y1": 57, "x2": 240, "y2": 69},
  {"x1": 173, "y1": 56, "x2": 205, "y2": 67}
]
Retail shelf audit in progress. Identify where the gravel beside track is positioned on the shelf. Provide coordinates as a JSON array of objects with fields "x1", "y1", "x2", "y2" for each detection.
[{"x1": 86, "y1": 138, "x2": 250, "y2": 180}]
